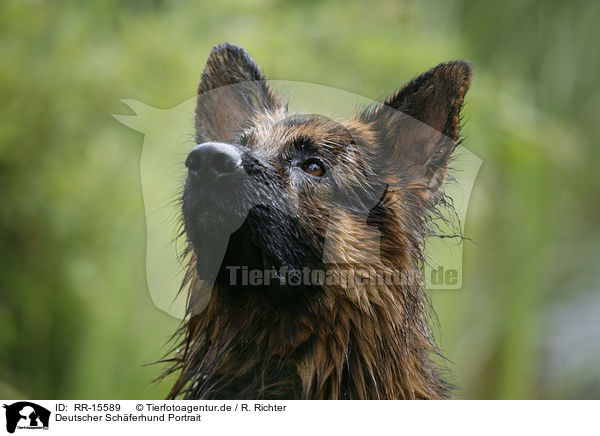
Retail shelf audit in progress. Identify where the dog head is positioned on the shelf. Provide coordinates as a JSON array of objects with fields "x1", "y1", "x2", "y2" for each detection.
[{"x1": 182, "y1": 43, "x2": 472, "y2": 308}]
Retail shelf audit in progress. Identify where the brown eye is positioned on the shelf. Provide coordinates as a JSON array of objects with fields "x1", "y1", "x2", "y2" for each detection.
[{"x1": 301, "y1": 159, "x2": 325, "y2": 177}]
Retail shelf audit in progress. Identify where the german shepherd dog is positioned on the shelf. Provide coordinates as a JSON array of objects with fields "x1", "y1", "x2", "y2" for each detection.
[{"x1": 166, "y1": 43, "x2": 472, "y2": 399}]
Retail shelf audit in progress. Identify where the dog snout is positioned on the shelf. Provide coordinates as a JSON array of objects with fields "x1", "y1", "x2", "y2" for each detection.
[{"x1": 185, "y1": 142, "x2": 242, "y2": 182}]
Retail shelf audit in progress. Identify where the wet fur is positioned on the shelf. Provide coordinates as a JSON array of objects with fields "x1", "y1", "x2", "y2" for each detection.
[{"x1": 164, "y1": 43, "x2": 472, "y2": 399}]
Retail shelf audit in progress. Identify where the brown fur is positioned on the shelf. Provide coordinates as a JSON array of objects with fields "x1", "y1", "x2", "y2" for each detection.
[{"x1": 164, "y1": 43, "x2": 472, "y2": 400}]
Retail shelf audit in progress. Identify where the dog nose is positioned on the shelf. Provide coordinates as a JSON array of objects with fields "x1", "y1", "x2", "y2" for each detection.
[{"x1": 185, "y1": 142, "x2": 242, "y2": 181}]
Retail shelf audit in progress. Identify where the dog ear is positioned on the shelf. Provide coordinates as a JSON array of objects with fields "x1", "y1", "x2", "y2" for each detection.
[
  {"x1": 362, "y1": 61, "x2": 472, "y2": 192},
  {"x1": 195, "y1": 43, "x2": 282, "y2": 143}
]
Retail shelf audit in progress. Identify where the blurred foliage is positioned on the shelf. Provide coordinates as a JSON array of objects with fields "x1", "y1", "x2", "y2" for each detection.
[{"x1": 1, "y1": 0, "x2": 599, "y2": 399}]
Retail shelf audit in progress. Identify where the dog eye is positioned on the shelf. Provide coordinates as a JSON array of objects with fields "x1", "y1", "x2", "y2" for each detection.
[{"x1": 301, "y1": 159, "x2": 326, "y2": 177}]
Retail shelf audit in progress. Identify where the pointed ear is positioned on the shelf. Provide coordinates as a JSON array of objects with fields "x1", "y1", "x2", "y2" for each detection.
[
  {"x1": 363, "y1": 60, "x2": 472, "y2": 191},
  {"x1": 194, "y1": 43, "x2": 282, "y2": 143}
]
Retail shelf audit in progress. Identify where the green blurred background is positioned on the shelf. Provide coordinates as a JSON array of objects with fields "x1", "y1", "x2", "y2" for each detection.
[{"x1": 1, "y1": 0, "x2": 599, "y2": 399}]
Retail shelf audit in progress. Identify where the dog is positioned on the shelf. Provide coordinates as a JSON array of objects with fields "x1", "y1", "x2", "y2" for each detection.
[{"x1": 165, "y1": 42, "x2": 472, "y2": 399}]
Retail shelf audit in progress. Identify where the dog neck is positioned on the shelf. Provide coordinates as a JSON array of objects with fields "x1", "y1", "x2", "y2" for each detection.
[{"x1": 168, "y1": 260, "x2": 448, "y2": 400}]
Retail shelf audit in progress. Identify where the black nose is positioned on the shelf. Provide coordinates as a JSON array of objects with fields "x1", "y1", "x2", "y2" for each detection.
[{"x1": 185, "y1": 142, "x2": 242, "y2": 181}]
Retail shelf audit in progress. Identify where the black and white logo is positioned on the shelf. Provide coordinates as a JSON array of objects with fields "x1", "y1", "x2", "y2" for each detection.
[{"x1": 3, "y1": 402, "x2": 50, "y2": 434}]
